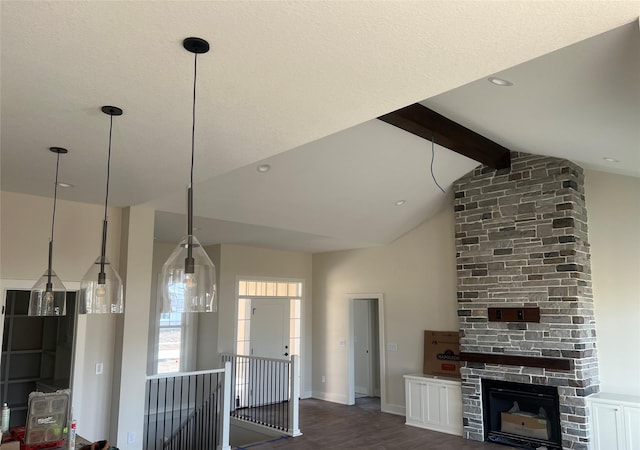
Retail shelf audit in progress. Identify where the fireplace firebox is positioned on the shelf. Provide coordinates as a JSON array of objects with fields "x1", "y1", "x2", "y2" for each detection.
[{"x1": 482, "y1": 379, "x2": 562, "y2": 449}]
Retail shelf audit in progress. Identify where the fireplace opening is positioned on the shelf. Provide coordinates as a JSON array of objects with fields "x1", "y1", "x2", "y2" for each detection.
[{"x1": 482, "y1": 379, "x2": 562, "y2": 449}]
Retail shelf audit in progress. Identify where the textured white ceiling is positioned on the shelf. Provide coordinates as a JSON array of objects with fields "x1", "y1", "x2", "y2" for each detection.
[
  {"x1": 425, "y1": 21, "x2": 640, "y2": 179},
  {"x1": 1, "y1": 2, "x2": 638, "y2": 252}
]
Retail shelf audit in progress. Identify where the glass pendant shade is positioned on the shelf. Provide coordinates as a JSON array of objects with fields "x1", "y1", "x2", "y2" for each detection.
[
  {"x1": 29, "y1": 269, "x2": 67, "y2": 316},
  {"x1": 81, "y1": 105, "x2": 125, "y2": 315},
  {"x1": 161, "y1": 235, "x2": 216, "y2": 313},
  {"x1": 79, "y1": 256, "x2": 124, "y2": 314}
]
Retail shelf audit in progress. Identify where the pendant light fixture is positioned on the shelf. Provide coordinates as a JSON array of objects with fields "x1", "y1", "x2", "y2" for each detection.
[
  {"x1": 161, "y1": 37, "x2": 216, "y2": 313},
  {"x1": 29, "y1": 147, "x2": 68, "y2": 316},
  {"x1": 79, "y1": 106, "x2": 125, "y2": 314}
]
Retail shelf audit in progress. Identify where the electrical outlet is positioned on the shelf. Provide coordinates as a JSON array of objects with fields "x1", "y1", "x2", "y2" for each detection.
[
  {"x1": 127, "y1": 432, "x2": 135, "y2": 444},
  {"x1": 321, "y1": 375, "x2": 326, "y2": 383},
  {"x1": 95, "y1": 362, "x2": 103, "y2": 375}
]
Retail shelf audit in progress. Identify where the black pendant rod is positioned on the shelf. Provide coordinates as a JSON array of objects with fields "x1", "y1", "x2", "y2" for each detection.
[
  {"x1": 183, "y1": 37, "x2": 209, "y2": 275},
  {"x1": 98, "y1": 106, "x2": 122, "y2": 284},
  {"x1": 47, "y1": 152, "x2": 61, "y2": 290},
  {"x1": 185, "y1": 51, "x2": 198, "y2": 272},
  {"x1": 47, "y1": 147, "x2": 68, "y2": 290},
  {"x1": 100, "y1": 114, "x2": 113, "y2": 283},
  {"x1": 187, "y1": 51, "x2": 198, "y2": 241}
]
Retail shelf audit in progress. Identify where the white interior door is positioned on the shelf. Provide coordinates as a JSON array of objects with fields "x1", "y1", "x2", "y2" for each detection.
[
  {"x1": 348, "y1": 294, "x2": 385, "y2": 406},
  {"x1": 354, "y1": 300, "x2": 371, "y2": 396},
  {"x1": 250, "y1": 298, "x2": 290, "y2": 359},
  {"x1": 249, "y1": 298, "x2": 290, "y2": 405}
]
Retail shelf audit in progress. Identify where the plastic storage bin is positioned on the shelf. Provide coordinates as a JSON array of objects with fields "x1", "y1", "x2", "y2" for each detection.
[{"x1": 24, "y1": 389, "x2": 69, "y2": 448}]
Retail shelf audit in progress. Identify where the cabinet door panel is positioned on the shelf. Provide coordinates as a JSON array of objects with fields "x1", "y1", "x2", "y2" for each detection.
[
  {"x1": 406, "y1": 380, "x2": 425, "y2": 422},
  {"x1": 591, "y1": 402, "x2": 623, "y2": 450},
  {"x1": 424, "y1": 382, "x2": 443, "y2": 425},
  {"x1": 444, "y1": 384, "x2": 463, "y2": 430},
  {"x1": 404, "y1": 376, "x2": 463, "y2": 436},
  {"x1": 624, "y1": 406, "x2": 640, "y2": 450}
]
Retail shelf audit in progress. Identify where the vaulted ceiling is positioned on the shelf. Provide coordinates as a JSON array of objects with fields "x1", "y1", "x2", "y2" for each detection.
[{"x1": 1, "y1": 2, "x2": 638, "y2": 252}]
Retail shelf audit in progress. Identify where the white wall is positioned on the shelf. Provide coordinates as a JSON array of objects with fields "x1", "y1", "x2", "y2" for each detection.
[
  {"x1": 0, "y1": 191, "x2": 122, "y2": 281},
  {"x1": 585, "y1": 170, "x2": 640, "y2": 396},
  {"x1": 216, "y1": 244, "x2": 313, "y2": 397},
  {"x1": 312, "y1": 202, "x2": 458, "y2": 412},
  {"x1": 198, "y1": 244, "x2": 220, "y2": 370},
  {"x1": 0, "y1": 191, "x2": 122, "y2": 440},
  {"x1": 311, "y1": 170, "x2": 640, "y2": 413},
  {"x1": 111, "y1": 206, "x2": 154, "y2": 449}
]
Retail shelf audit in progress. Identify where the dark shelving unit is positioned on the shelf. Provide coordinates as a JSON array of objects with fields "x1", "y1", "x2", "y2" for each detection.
[{"x1": 1, "y1": 289, "x2": 76, "y2": 428}]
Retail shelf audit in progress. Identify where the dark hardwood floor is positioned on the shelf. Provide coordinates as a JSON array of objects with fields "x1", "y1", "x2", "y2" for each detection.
[{"x1": 234, "y1": 397, "x2": 509, "y2": 450}]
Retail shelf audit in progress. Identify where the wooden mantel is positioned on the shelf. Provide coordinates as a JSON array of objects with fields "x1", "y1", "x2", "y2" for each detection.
[{"x1": 460, "y1": 352, "x2": 573, "y2": 371}]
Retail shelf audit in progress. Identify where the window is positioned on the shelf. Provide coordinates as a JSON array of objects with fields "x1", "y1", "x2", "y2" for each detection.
[
  {"x1": 157, "y1": 312, "x2": 184, "y2": 374},
  {"x1": 154, "y1": 276, "x2": 197, "y2": 374},
  {"x1": 236, "y1": 279, "x2": 303, "y2": 357}
]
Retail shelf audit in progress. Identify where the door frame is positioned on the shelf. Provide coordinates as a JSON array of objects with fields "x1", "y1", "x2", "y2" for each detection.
[
  {"x1": 347, "y1": 293, "x2": 385, "y2": 407},
  {"x1": 234, "y1": 276, "x2": 306, "y2": 395}
]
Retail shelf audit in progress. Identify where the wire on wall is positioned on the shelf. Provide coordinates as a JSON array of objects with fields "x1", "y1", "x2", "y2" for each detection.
[{"x1": 430, "y1": 138, "x2": 445, "y2": 193}]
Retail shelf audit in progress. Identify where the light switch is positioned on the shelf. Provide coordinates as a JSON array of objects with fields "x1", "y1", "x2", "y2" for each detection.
[
  {"x1": 387, "y1": 343, "x2": 398, "y2": 352},
  {"x1": 95, "y1": 362, "x2": 104, "y2": 375}
]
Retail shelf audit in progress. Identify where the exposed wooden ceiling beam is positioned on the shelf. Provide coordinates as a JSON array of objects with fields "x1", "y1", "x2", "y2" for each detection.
[{"x1": 378, "y1": 103, "x2": 511, "y2": 170}]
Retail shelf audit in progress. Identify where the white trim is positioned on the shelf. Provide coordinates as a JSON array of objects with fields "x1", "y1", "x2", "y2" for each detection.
[
  {"x1": 311, "y1": 391, "x2": 350, "y2": 405},
  {"x1": 236, "y1": 275, "x2": 306, "y2": 284},
  {"x1": 300, "y1": 390, "x2": 312, "y2": 399},
  {"x1": 221, "y1": 361, "x2": 232, "y2": 450},
  {"x1": 221, "y1": 353, "x2": 290, "y2": 364},
  {"x1": 381, "y1": 403, "x2": 406, "y2": 416},
  {"x1": 234, "y1": 275, "x2": 306, "y2": 393},
  {"x1": 229, "y1": 417, "x2": 284, "y2": 439},
  {"x1": 288, "y1": 355, "x2": 302, "y2": 437},
  {"x1": 347, "y1": 293, "x2": 386, "y2": 407},
  {"x1": 146, "y1": 367, "x2": 225, "y2": 381}
]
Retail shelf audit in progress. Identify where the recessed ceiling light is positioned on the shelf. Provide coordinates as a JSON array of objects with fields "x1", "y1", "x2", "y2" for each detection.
[
  {"x1": 257, "y1": 164, "x2": 271, "y2": 173},
  {"x1": 603, "y1": 157, "x2": 619, "y2": 163},
  {"x1": 395, "y1": 200, "x2": 406, "y2": 206},
  {"x1": 57, "y1": 182, "x2": 74, "y2": 188},
  {"x1": 488, "y1": 77, "x2": 513, "y2": 87}
]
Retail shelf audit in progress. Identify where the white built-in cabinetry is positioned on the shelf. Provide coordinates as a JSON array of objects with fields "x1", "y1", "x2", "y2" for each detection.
[
  {"x1": 404, "y1": 373, "x2": 463, "y2": 436},
  {"x1": 588, "y1": 392, "x2": 640, "y2": 450}
]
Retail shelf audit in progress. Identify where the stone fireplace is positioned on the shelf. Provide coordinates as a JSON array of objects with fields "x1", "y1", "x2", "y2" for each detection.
[{"x1": 453, "y1": 152, "x2": 599, "y2": 450}]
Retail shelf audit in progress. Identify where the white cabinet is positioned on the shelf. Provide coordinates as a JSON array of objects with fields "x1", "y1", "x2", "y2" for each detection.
[
  {"x1": 404, "y1": 373, "x2": 463, "y2": 436},
  {"x1": 588, "y1": 392, "x2": 640, "y2": 450}
]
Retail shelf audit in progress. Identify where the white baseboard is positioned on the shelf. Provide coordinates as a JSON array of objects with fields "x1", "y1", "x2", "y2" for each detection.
[
  {"x1": 311, "y1": 392, "x2": 404, "y2": 416},
  {"x1": 301, "y1": 390, "x2": 312, "y2": 399},
  {"x1": 381, "y1": 403, "x2": 405, "y2": 416},
  {"x1": 230, "y1": 416, "x2": 286, "y2": 438},
  {"x1": 311, "y1": 391, "x2": 350, "y2": 405}
]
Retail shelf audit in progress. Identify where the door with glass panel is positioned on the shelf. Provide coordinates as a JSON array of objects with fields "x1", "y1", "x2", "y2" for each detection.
[{"x1": 236, "y1": 280, "x2": 302, "y2": 408}]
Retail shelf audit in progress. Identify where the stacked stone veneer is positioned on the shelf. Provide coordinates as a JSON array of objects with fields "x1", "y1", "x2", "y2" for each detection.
[{"x1": 453, "y1": 152, "x2": 599, "y2": 450}]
